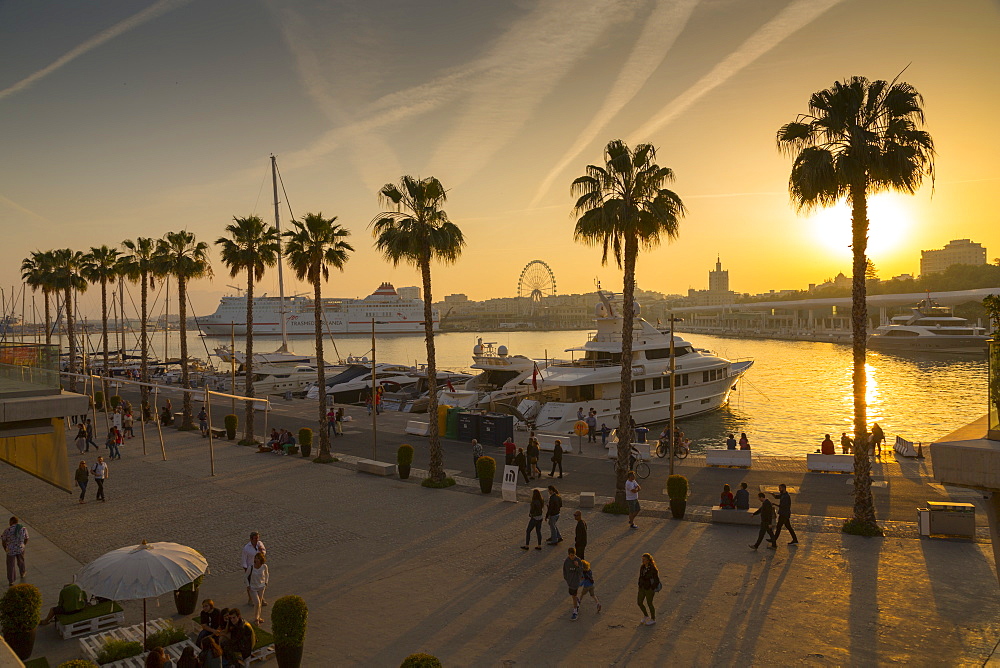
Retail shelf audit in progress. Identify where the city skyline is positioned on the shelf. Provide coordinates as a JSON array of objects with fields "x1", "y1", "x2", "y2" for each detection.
[{"x1": 2, "y1": 1, "x2": 999, "y2": 318}]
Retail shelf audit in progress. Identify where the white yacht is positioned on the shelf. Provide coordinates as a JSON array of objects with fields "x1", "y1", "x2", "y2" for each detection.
[
  {"x1": 218, "y1": 363, "x2": 345, "y2": 397},
  {"x1": 305, "y1": 362, "x2": 419, "y2": 404},
  {"x1": 868, "y1": 299, "x2": 989, "y2": 354},
  {"x1": 439, "y1": 338, "x2": 559, "y2": 412},
  {"x1": 516, "y1": 292, "x2": 753, "y2": 435}
]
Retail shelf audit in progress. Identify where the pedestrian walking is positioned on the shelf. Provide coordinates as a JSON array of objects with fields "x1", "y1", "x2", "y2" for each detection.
[
  {"x1": 326, "y1": 408, "x2": 336, "y2": 436},
  {"x1": 599, "y1": 423, "x2": 611, "y2": 446},
  {"x1": 521, "y1": 489, "x2": 545, "y2": 550},
  {"x1": 841, "y1": 432, "x2": 854, "y2": 454},
  {"x1": 335, "y1": 407, "x2": 344, "y2": 436},
  {"x1": 579, "y1": 559, "x2": 602, "y2": 613},
  {"x1": 636, "y1": 552, "x2": 660, "y2": 626},
  {"x1": 504, "y1": 437, "x2": 516, "y2": 466},
  {"x1": 548, "y1": 439, "x2": 563, "y2": 478},
  {"x1": 573, "y1": 510, "x2": 587, "y2": 559},
  {"x1": 106, "y1": 428, "x2": 121, "y2": 460},
  {"x1": 625, "y1": 471, "x2": 641, "y2": 529},
  {"x1": 74, "y1": 461, "x2": 89, "y2": 504},
  {"x1": 85, "y1": 419, "x2": 97, "y2": 451},
  {"x1": 585, "y1": 410, "x2": 597, "y2": 443},
  {"x1": 563, "y1": 547, "x2": 582, "y2": 620},
  {"x1": 123, "y1": 411, "x2": 134, "y2": 439},
  {"x1": 472, "y1": 439, "x2": 483, "y2": 479},
  {"x1": 871, "y1": 422, "x2": 885, "y2": 459},
  {"x1": 2, "y1": 517, "x2": 29, "y2": 586},
  {"x1": 248, "y1": 553, "x2": 269, "y2": 625},
  {"x1": 527, "y1": 437, "x2": 541, "y2": 479},
  {"x1": 545, "y1": 486, "x2": 563, "y2": 545},
  {"x1": 198, "y1": 406, "x2": 209, "y2": 437},
  {"x1": 513, "y1": 448, "x2": 530, "y2": 484},
  {"x1": 771, "y1": 483, "x2": 799, "y2": 546},
  {"x1": 749, "y1": 492, "x2": 776, "y2": 549},
  {"x1": 92, "y1": 457, "x2": 109, "y2": 502},
  {"x1": 74, "y1": 424, "x2": 87, "y2": 454},
  {"x1": 241, "y1": 532, "x2": 267, "y2": 606}
]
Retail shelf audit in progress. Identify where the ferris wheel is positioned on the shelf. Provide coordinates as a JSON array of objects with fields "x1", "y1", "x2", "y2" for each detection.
[{"x1": 518, "y1": 260, "x2": 557, "y2": 309}]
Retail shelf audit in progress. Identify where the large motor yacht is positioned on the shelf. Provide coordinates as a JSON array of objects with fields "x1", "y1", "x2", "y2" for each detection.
[
  {"x1": 868, "y1": 298, "x2": 989, "y2": 354},
  {"x1": 516, "y1": 292, "x2": 753, "y2": 435},
  {"x1": 439, "y1": 338, "x2": 558, "y2": 412}
]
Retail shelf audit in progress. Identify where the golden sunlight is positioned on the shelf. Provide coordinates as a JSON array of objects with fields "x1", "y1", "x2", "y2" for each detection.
[{"x1": 809, "y1": 193, "x2": 913, "y2": 259}]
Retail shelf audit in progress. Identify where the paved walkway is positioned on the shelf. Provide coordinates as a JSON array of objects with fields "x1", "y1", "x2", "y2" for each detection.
[{"x1": 1, "y1": 410, "x2": 999, "y2": 665}]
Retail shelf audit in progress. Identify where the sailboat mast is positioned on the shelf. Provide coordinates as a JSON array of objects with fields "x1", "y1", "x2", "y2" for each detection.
[{"x1": 272, "y1": 154, "x2": 290, "y2": 352}]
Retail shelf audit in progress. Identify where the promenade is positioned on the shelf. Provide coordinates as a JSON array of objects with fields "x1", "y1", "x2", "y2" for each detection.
[{"x1": 1, "y1": 401, "x2": 998, "y2": 665}]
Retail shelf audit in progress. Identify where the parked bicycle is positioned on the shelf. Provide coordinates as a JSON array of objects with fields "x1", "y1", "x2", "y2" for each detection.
[
  {"x1": 613, "y1": 453, "x2": 650, "y2": 479},
  {"x1": 655, "y1": 437, "x2": 690, "y2": 460}
]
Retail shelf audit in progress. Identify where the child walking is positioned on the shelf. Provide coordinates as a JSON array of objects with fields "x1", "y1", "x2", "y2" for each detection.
[{"x1": 579, "y1": 560, "x2": 602, "y2": 613}]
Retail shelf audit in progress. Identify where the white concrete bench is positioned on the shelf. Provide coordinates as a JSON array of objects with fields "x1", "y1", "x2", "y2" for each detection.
[
  {"x1": 404, "y1": 420, "x2": 429, "y2": 437},
  {"x1": 710, "y1": 506, "x2": 758, "y2": 525},
  {"x1": 56, "y1": 602, "x2": 125, "y2": 639},
  {"x1": 579, "y1": 492, "x2": 595, "y2": 508},
  {"x1": 534, "y1": 434, "x2": 564, "y2": 452},
  {"x1": 705, "y1": 449, "x2": 752, "y2": 468},
  {"x1": 807, "y1": 453, "x2": 855, "y2": 473},
  {"x1": 606, "y1": 444, "x2": 651, "y2": 461},
  {"x1": 357, "y1": 459, "x2": 397, "y2": 476}
]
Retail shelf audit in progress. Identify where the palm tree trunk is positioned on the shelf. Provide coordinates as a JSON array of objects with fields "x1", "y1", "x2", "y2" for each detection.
[
  {"x1": 140, "y1": 274, "x2": 149, "y2": 420},
  {"x1": 421, "y1": 258, "x2": 443, "y2": 481},
  {"x1": 179, "y1": 274, "x2": 194, "y2": 430},
  {"x1": 244, "y1": 270, "x2": 255, "y2": 445},
  {"x1": 850, "y1": 183, "x2": 877, "y2": 529},
  {"x1": 66, "y1": 287, "x2": 76, "y2": 392},
  {"x1": 101, "y1": 278, "x2": 109, "y2": 376},
  {"x1": 43, "y1": 291, "x2": 51, "y2": 346},
  {"x1": 616, "y1": 236, "x2": 638, "y2": 504},
  {"x1": 314, "y1": 277, "x2": 331, "y2": 461}
]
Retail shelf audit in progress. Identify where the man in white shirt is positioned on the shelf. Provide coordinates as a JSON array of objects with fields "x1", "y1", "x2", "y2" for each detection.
[
  {"x1": 241, "y1": 532, "x2": 266, "y2": 606},
  {"x1": 92, "y1": 457, "x2": 109, "y2": 502},
  {"x1": 625, "y1": 471, "x2": 641, "y2": 529}
]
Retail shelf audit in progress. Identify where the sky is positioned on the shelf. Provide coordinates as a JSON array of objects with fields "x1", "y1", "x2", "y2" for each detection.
[{"x1": 2, "y1": 0, "x2": 999, "y2": 320}]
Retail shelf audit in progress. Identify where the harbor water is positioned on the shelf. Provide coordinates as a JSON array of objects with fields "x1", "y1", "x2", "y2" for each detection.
[{"x1": 76, "y1": 328, "x2": 986, "y2": 457}]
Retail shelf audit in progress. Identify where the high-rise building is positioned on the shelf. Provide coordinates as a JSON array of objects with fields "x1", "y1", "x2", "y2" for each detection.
[
  {"x1": 708, "y1": 256, "x2": 729, "y2": 292},
  {"x1": 397, "y1": 286, "x2": 421, "y2": 300},
  {"x1": 920, "y1": 239, "x2": 987, "y2": 275},
  {"x1": 686, "y1": 257, "x2": 736, "y2": 306}
]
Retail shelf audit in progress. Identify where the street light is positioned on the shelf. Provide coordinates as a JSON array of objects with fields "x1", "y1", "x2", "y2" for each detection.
[{"x1": 666, "y1": 315, "x2": 684, "y2": 476}]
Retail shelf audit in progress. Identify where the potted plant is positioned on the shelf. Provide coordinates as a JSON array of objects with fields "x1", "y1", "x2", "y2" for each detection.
[
  {"x1": 0, "y1": 583, "x2": 42, "y2": 660},
  {"x1": 173, "y1": 575, "x2": 203, "y2": 615},
  {"x1": 666, "y1": 474, "x2": 689, "y2": 519},
  {"x1": 400, "y1": 654, "x2": 443, "y2": 667},
  {"x1": 397, "y1": 444, "x2": 414, "y2": 479},
  {"x1": 476, "y1": 455, "x2": 496, "y2": 493},
  {"x1": 272, "y1": 595, "x2": 308, "y2": 668},
  {"x1": 298, "y1": 428, "x2": 312, "y2": 458},
  {"x1": 57, "y1": 660, "x2": 100, "y2": 668},
  {"x1": 110, "y1": 395, "x2": 122, "y2": 410},
  {"x1": 224, "y1": 414, "x2": 238, "y2": 440},
  {"x1": 94, "y1": 390, "x2": 105, "y2": 411}
]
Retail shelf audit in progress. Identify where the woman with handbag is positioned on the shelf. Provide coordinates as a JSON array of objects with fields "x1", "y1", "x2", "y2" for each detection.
[
  {"x1": 637, "y1": 552, "x2": 661, "y2": 626},
  {"x1": 520, "y1": 489, "x2": 545, "y2": 550}
]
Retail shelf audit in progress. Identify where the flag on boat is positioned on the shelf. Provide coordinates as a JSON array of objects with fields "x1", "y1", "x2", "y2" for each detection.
[
  {"x1": 446, "y1": 379, "x2": 455, "y2": 392},
  {"x1": 532, "y1": 362, "x2": 541, "y2": 390}
]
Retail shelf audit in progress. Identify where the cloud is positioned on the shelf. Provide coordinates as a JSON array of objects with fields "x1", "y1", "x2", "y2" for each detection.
[
  {"x1": 530, "y1": 0, "x2": 701, "y2": 207},
  {"x1": 628, "y1": 0, "x2": 843, "y2": 140},
  {"x1": 0, "y1": 0, "x2": 194, "y2": 102}
]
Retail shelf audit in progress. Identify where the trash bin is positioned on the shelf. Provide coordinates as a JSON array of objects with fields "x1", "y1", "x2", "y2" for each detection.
[
  {"x1": 634, "y1": 426, "x2": 649, "y2": 443},
  {"x1": 457, "y1": 412, "x2": 481, "y2": 441},
  {"x1": 480, "y1": 413, "x2": 514, "y2": 447},
  {"x1": 445, "y1": 406, "x2": 465, "y2": 440},
  {"x1": 926, "y1": 501, "x2": 976, "y2": 538}
]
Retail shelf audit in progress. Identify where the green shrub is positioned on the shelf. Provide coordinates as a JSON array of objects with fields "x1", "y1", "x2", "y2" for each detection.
[
  {"x1": 95, "y1": 639, "x2": 143, "y2": 665},
  {"x1": 476, "y1": 455, "x2": 496, "y2": 479},
  {"x1": 109, "y1": 395, "x2": 122, "y2": 410},
  {"x1": 397, "y1": 444, "x2": 414, "y2": 466},
  {"x1": 421, "y1": 477, "x2": 456, "y2": 489},
  {"x1": 602, "y1": 501, "x2": 629, "y2": 515},
  {"x1": 400, "y1": 654, "x2": 443, "y2": 668},
  {"x1": 224, "y1": 414, "x2": 238, "y2": 439},
  {"x1": 94, "y1": 390, "x2": 105, "y2": 410},
  {"x1": 144, "y1": 622, "x2": 187, "y2": 650},
  {"x1": 58, "y1": 660, "x2": 100, "y2": 668},
  {"x1": 0, "y1": 583, "x2": 42, "y2": 632},
  {"x1": 298, "y1": 428, "x2": 313, "y2": 448},
  {"x1": 666, "y1": 474, "x2": 689, "y2": 500},
  {"x1": 271, "y1": 595, "x2": 308, "y2": 648},
  {"x1": 177, "y1": 575, "x2": 204, "y2": 593},
  {"x1": 842, "y1": 518, "x2": 885, "y2": 537}
]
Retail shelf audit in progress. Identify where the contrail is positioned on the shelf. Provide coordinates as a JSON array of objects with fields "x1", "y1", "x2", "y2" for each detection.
[
  {"x1": 0, "y1": 193, "x2": 51, "y2": 224},
  {"x1": 629, "y1": 0, "x2": 843, "y2": 140},
  {"x1": 0, "y1": 0, "x2": 195, "y2": 102},
  {"x1": 529, "y1": 0, "x2": 700, "y2": 208}
]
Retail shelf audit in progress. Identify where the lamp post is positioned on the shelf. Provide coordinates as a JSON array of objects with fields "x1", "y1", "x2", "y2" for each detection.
[{"x1": 667, "y1": 315, "x2": 683, "y2": 476}]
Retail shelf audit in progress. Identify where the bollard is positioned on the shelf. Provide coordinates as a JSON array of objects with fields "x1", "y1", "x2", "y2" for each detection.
[{"x1": 917, "y1": 442, "x2": 925, "y2": 459}]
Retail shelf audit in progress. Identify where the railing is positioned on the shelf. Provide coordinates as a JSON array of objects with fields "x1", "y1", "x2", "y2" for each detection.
[{"x1": 0, "y1": 343, "x2": 62, "y2": 389}]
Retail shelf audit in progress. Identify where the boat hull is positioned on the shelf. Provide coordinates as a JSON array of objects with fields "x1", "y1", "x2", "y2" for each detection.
[{"x1": 868, "y1": 335, "x2": 988, "y2": 354}]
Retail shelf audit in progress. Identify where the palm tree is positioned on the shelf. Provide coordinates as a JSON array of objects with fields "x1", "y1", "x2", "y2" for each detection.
[
  {"x1": 283, "y1": 213, "x2": 353, "y2": 462},
  {"x1": 371, "y1": 176, "x2": 464, "y2": 482},
  {"x1": 121, "y1": 237, "x2": 158, "y2": 419},
  {"x1": 154, "y1": 231, "x2": 212, "y2": 430},
  {"x1": 50, "y1": 249, "x2": 87, "y2": 391},
  {"x1": 216, "y1": 216, "x2": 281, "y2": 445},
  {"x1": 21, "y1": 250, "x2": 56, "y2": 345},
  {"x1": 571, "y1": 140, "x2": 685, "y2": 503},
  {"x1": 81, "y1": 245, "x2": 122, "y2": 377},
  {"x1": 777, "y1": 75, "x2": 934, "y2": 533}
]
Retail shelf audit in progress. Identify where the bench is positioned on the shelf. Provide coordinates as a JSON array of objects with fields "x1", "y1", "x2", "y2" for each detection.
[
  {"x1": 405, "y1": 420, "x2": 430, "y2": 437},
  {"x1": 705, "y1": 449, "x2": 752, "y2": 468},
  {"x1": 579, "y1": 492, "x2": 595, "y2": 508},
  {"x1": 534, "y1": 434, "x2": 565, "y2": 452},
  {"x1": 209, "y1": 427, "x2": 227, "y2": 439},
  {"x1": 606, "y1": 444, "x2": 651, "y2": 461},
  {"x1": 80, "y1": 618, "x2": 193, "y2": 665},
  {"x1": 56, "y1": 600, "x2": 125, "y2": 639},
  {"x1": 356, "y1": 459, "x2": 396, "y2": 476},
  {"x1": 710, "y1": 506, "x2": 758, "y2": 525},
  {"x1": 807, "y1": 453, "x2": 855, "y2": 473}
]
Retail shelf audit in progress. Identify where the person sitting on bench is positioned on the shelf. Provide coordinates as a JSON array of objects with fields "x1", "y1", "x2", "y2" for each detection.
[
  {"x1": 820, "y1": 434, "x2": 836, "y2": 455},
  {"x1": 719, "y1": 484, "x2": 736, "y2": 509},
  {"x1": 39, "y1": 582, "x2": 88, "y2": 626}
]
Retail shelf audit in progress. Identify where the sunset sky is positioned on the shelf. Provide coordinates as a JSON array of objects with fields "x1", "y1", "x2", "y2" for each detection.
[{"x1": 2, "y1": 0, "x2": 998, "y2": 319}]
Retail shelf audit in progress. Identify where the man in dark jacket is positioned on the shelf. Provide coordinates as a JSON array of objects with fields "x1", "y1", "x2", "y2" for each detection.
[
  {"x1": 749, "y1": 492, "x2": 776, "y2": 550},
  {"x1": 771, "y1": 483, "x2": 799, "y2": 545},
  {"x1": 549, "y1": 439, "x2": 564, "y2": 478},
  {"x1": 734, "y1": 482, "x2": 750, "y2": 510},
  {"x1": 545, "y1": 486, "x2": 563, "y2": 545},
  {"x1": 573, "y1": 510, "x2": 587, "y2": 559},
  {"x1": 563, "y1": 547, "x2": 582, "y2": 620}
]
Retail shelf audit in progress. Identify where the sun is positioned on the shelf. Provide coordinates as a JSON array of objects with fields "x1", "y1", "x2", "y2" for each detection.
[{"x1": 809, "y1": 193, "x2": 913, "y2": 260}]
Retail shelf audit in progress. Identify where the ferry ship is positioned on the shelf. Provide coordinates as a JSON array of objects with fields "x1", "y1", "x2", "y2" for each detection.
[{"x1": 199, "y1": 283, "x2": 438, "y2": 336}]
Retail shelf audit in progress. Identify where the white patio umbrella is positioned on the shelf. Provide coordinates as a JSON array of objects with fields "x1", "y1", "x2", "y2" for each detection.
[{"x1": 76, "y1": 540, "x2": 209, "y2": 642}]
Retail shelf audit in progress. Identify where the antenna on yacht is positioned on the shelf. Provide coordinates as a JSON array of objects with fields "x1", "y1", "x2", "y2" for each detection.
[{"x1": 271, "y1": 155, "x2": 290, "y2": 353}]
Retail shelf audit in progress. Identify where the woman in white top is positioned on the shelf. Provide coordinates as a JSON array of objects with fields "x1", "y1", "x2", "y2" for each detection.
[{"x1": 248, "y1": 553, "x2": 269, "y2": 625}]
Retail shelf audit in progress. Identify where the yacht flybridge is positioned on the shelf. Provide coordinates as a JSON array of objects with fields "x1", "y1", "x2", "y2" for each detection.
[{"x1": 516, "y1": 292, "x2": 753, "y2": 435}]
